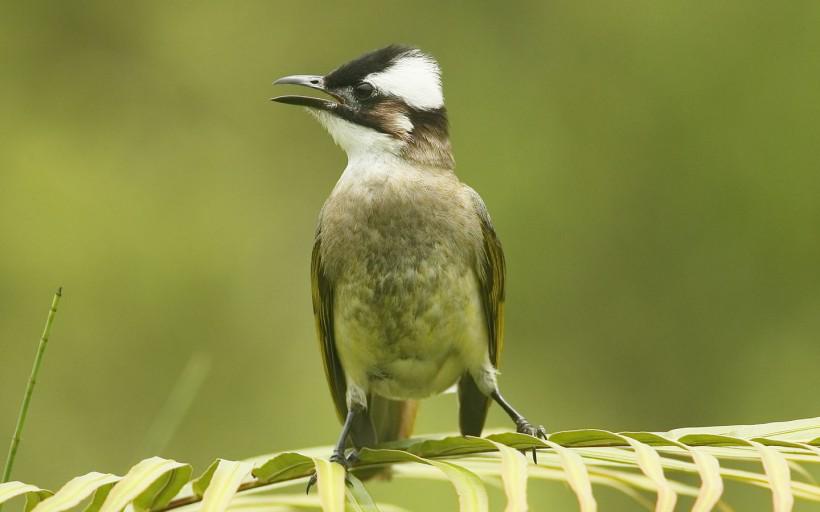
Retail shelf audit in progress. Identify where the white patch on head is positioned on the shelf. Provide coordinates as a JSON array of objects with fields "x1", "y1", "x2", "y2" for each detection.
[{"x1": 365, "y1": 50, "x2": 444, "y2": 110}]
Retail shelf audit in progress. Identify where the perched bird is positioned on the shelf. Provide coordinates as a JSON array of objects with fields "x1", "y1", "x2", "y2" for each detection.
[{"x1": 272, "y1": 45, "x2": 546, "y2": 477}]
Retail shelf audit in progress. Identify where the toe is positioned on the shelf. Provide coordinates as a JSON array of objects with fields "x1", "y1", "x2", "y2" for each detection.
[
  {"x1": 305, "y1": 473, "x2": 318, "y2": 495},
  {"x1": 329, "y1": 453, "x2": 349, "y2": 468}
]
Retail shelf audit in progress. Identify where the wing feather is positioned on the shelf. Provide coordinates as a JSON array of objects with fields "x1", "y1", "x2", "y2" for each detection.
[
  {"x1": 311, "y1": 231, "x2": 348, "y2": 423},
  {"x1": 473, "y1": 193, "x2": 506, "y2": 367},
  {"x1": 459, "y1": 189, "x2": 506, "y2": 436}
]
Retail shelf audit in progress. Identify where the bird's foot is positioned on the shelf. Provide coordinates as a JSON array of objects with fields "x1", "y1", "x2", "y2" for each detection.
[
  {"x1": 515, "y1": 418, "x2": 548, "y2": 464},
  {"x1": 305, "y1": 451, "x2": 358, "y2": 494}
]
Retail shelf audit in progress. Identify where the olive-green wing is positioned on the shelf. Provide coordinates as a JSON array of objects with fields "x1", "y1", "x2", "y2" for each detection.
[
  {"x1": 459, "y1": 190, "x2": 506, "y2": 436},
  {"x1": 311, "y1": 232, "x2": 348, "y2": 424},
  {"x1": 474, "y1": 193, "x2": 506, "y2": 367}
]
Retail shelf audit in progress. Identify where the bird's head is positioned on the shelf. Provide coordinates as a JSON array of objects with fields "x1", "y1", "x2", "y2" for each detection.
[{"x1": 273, "y1": 45, "x2": 453, "y2": 169}]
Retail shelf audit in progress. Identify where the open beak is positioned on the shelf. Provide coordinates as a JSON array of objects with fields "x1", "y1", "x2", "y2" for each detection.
[{"x1": 271, "y1": 75, "x2": 342, "y2": 111}]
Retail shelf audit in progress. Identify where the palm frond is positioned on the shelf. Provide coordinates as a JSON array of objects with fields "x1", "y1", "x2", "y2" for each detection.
[{"x1": 3, "y1": 417, "x2": 820, "y2": 512}]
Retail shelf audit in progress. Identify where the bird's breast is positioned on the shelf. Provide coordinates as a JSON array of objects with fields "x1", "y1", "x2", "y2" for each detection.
[
  {"x1": 318, "y1": 168, "x2": 488, "y2": 399},
  {"x1": 333, "y1": 258, "x2": 486, "y2": 400},
  {"x1": 318, "y1": 166, "x2": 480, "y2": 279}
]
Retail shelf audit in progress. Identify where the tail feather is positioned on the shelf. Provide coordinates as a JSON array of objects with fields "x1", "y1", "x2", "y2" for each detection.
[
  {"x1": 351, "y1": 395, "x2": 418, "y2": 481},
  {"x1": 370, "y1": 396, "x2": 418, "y2": 444},
  {"x1": 458, "y1": 373, "x2": 490, "y2": 436}
]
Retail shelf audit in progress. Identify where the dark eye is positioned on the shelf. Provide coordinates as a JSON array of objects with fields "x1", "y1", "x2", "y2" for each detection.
[{"x1": 353, "y1": 82, "x2": 375, "y2": 100}]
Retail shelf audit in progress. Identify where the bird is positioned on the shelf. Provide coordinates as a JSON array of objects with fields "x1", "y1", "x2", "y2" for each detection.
[{"x1": 272, "y1": 44, "x2": 546, "y2": 482}]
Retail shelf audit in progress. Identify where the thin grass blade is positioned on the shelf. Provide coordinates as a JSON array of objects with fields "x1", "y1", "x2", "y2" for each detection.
[{"x1": 2, "y1": 288, "x2": 62, "y2": 497}]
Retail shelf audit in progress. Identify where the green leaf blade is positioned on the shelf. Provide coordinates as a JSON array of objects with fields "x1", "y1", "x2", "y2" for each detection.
[
  {"x1": 0, "y1": 483, "x2": 51, "y2": 507},
  {"x1": 252, "y1": 453, "x2": 313, "y2": 484},
  {"x1": 98, "y1": 457, "x2": 189, "y2": 512},
  {"x1": 540, "y1": 439, "x2": 597, "y2": 512},
  {"x1": 749, "y1": 441, "x2": 794, "y2": 512},
  {"x1": 485, "y1": 439, "x2": 528, "y2": 512},
  {"x1": 199, "y1": 460, "x2": 254, "y2": 512},
  {"x1": 426, "y1": 460, "x2": 488, "y2": 512},
  {"x1": 310, "y1": 458, "x2": 345, "y2": 512},
  {"x1": 30, "y1": 473, "x2": 119, "y2": 512},
  {"x1": 345, "y1": 473, "x2": 381, "y2": 512}
]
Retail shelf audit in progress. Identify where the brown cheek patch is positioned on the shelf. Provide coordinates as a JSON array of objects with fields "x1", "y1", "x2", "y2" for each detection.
[
  {"x1": 369, "y1": 99, "x2": 413, "y2": 139},
  {"x1": 359, "y1": 100, "x2": 454, "y2": 169}
]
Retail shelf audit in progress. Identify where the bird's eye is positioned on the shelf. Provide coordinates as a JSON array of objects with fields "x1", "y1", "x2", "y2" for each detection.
[{"x1": 353, "y1": 82, "x2": 375, "y2": 100}]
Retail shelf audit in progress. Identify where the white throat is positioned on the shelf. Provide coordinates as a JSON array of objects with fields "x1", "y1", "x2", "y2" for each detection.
[{"x1": 311, "y1": 109, "x2": 407, "y2": 181}]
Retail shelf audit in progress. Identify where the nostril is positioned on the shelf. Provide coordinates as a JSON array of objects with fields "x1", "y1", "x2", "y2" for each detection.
[{"x1": 310, "y1": 79, "x2": 319, "y2": 85}]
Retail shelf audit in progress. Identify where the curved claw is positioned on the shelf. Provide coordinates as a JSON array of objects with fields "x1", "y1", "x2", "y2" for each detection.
[
  {"x1": 305, "y1": 451, "x2": 358, "y2": 494},
  {"x1": 329, "y1": 452, "x2": 348, "y2": 466},
  {"x1": 515, "y1": 420, "x2": 549, "y2": 464},
  {"x1": 305, "y1": 473, "x2": 318, "y2": 495}
]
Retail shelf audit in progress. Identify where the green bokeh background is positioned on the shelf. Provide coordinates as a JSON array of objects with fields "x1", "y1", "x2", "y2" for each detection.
[{"x1": 2, "y1": 1, "x2": 819, "y2": 509}]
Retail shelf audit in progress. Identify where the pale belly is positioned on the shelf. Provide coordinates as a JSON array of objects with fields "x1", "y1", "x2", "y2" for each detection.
[{"x1": 333, "y1": 261, "x2": 489, "y2": 401}]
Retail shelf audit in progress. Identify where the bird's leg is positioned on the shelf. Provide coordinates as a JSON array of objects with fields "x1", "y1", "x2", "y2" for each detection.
[
  {"x1": 491, "y1": 389, "x2": 547, "y2": 463},
  {"x1": 305, "y1": 408, "x2": 360, "y2": 494}
]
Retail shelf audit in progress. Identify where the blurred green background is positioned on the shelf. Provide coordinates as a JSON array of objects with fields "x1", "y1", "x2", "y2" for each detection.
[{"x1": 2, "y1": 1, "x2": 819, "y2": 509}]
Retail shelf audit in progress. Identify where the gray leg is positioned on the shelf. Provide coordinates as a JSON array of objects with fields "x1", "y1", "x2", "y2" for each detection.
[
  {"x1": 330, "y1": 408, "x2": 358, "y2": 463},
  {"x1": 491, "y1": 389, "x2": 547, "y2": 462},
  {"x1": 306, "y1": 406, "x2": 362, "y2": 494}
]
